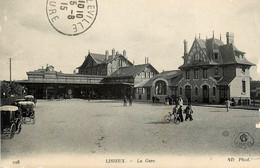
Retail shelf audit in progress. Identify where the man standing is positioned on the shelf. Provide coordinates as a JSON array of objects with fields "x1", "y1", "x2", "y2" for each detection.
[
  {"x1": 226, "y1": 99, "x2": 230, "y2": 112},
  {"x1": 129, "y1": 95, "x2": 133, "y2": 106},
  {"x1": 123, "y1": 95, "x2": 127, "y2": 106}
]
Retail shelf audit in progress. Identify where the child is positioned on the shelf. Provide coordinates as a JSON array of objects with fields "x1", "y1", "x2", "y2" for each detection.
[{"x1": 184, "y1": 103, "x2": 193, "y2": 121}]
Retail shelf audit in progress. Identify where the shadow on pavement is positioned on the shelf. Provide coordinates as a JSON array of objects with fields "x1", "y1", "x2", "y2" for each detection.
[{"x1": 146, "y1": 121, "x2": 169, "y2": 125}]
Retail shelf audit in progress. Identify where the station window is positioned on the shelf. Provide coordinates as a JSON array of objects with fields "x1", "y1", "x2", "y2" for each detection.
[
  {"x1": 194, "y1": 70, "x2": 199, "y2": 79},
  {"x1": 203, "y1": 69, "x2": 208, "y2": 79},
  {"x1": 155, "y1": 80, "x2": 167, "y2": 95},
  {"x1": 242, "y1": 81, "x2": 246, "y2": 93},
  {"x1": 195, "y1": 87, "x2": 198, "y2": 95},
  {"x1": 186, "y1": 70, "x2": 190, "y2": 79},
  {"x1": 214, "y1": 53, "x2": 219, "y2": 59},
  {"x1": 138, "y1": 88, "x2": 143, "y2": 94},
  {"x1": 180, "y1": 87, "x2": 183, "y2": 95},
  {"x1": 214, "y1": 66, "x2": 219, "y2": 75}
]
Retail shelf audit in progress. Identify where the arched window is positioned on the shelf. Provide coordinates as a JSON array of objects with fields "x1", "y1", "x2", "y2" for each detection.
[
  {"x1": 155, "y1": 80, "x2": 167, "y2": 95},
  {"x1": 195, "y1": 87, "x2": 198, "y2": 96},
  {"x1": 180, "y1": 87, "x2": 182, "y2": 95},
  {"x1": 213, "y1": 87, "x2": 216, "y2": 96}
]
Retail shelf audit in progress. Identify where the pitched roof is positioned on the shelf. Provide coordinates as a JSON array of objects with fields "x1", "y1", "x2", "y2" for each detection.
[
  {"x1": 180, "y1": 37, "x2": 255, "y2": 68},
  {"x1": 219, "y1": 44, "x2": 255, "y2": 66},
  {"x1": 90, "y1": 53, "x2": 106, "y2": 64},
  {"x1": 217, "y1": 76, "x2": 234, "y2": 86},
  {"x1": 77, "y1": 52, "x2": 133, "y2": 69},
  {"x1": 108, "y1": 64, "x2": 158, "y2": 78}
]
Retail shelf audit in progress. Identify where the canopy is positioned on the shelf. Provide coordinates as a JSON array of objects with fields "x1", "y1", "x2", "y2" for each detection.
[{"x1": 0, "y1": 105, "x2": 18, "y2": 112}]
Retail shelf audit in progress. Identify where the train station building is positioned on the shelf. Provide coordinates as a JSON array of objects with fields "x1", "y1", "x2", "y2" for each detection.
[
  {"x1": 17, "y1": 32, "x2": 255, "y2": 104},
  {"x1": 18, "y1": 49, "x2": 159, "y2": 99}
]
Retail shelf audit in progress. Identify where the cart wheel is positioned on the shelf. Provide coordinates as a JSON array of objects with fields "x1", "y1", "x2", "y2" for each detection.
[
  {"x1": 164, "y1": 115, "x2": 171, "y2": 123},
  {"x1": 174, "y1": 117, "x2": 181, "y2": 125},
  {"x1": 16, "y1": 122, "x2": 22, "y2": 134},
  {"x1": 9, "y1": 123, "x2": 16, "y2": 139}
]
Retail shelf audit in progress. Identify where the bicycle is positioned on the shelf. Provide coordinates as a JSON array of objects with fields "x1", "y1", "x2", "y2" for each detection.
[{"x1": 164, "y1": 110, "x2": 181, "y2": 125}]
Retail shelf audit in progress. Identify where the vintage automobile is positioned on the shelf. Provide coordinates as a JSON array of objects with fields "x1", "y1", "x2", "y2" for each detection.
[
  {"x1": 24, "y1": 95, "x2": 37, "y2": 107},
  {"x1": 1, "y1": 105, "x2": 23, "y2": 139},
  {"x1": 18, "y1": 101, "x2": 35, "y2": 124}
]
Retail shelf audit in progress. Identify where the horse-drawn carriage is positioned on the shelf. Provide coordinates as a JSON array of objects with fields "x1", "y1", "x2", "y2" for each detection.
[
  {"x1": 17, "y1": 101, "x2": 35, "y2": 124},
  {"x1": 1, "y1": 105, "x2": 23, "y2": 139},
  {"x1": 24, "y1": 95, "x2": 37, "y2": 107}
]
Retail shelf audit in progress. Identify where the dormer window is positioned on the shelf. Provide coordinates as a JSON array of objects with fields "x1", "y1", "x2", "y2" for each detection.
[{"x1": 214, "y1": 53, "x2": 219, "y2": 60}]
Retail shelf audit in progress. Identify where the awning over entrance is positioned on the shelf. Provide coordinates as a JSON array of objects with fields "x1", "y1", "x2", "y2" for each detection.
[{"x1": 134, "y1": 79, "x2": 150, "y2": 88}]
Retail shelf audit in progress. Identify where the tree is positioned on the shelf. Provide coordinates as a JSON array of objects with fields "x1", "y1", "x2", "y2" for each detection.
[
  {"x1": 1, "y1": 81, "x2": 24, "y2": 98},
  {"x1": 1, "y1": 81, "x2": 11, "y2": 98}
]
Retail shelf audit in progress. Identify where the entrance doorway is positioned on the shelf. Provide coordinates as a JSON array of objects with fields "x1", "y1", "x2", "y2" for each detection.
[
  {"x1": 147, "y1": 87, "x2": 151, "y2": 100},
  {"x1": 202, "y1": 85, "x2": 209, "y2": 103},
  {"x1": 185, "y1": 85, "x2": 191, "y2": 103}
]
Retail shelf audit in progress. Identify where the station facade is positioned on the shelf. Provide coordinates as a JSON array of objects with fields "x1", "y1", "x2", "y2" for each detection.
[
  {"x1": 177, "y1": 32, "x2": 255, "y2": 104},
  {"x1": 18, "y1": 32, "x2": 255, "y2": 104}
]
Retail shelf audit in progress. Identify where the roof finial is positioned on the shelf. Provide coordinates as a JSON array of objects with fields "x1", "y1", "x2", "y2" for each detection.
[
  {"x1": 88, "y1": 50, "x2": 90, "y2": 54},
  {"x1": 199, "y1": 33, "x2": 201, "y2": 39},
  {"x1": 213, "y1": 31, "x2": 214, "y2": 38},
  {"x1": 195, "y1": 34, "x2": 197, "y2": 39},
  {"x1": 220, "y1": 33, "x2": 222, "y2": 40}
]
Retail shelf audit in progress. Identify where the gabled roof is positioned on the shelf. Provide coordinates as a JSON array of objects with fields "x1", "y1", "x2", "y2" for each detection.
[
  {"x1": 107, "y1": 64, "x2": 158, "y2": 78},
  {"x1": 90, "y1": 53, "x2": 106, "y2": 64},
  {"x1": 180, "y1": 37, "x2": 255, "y2": 69},
  {"x1": 77, "y1": 52, "x2": 133, "y2": 69}
]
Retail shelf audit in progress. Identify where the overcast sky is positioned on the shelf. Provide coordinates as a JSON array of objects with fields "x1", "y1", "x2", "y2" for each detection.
[{"x1": 0, "y1": 0, "x2": 260, "y2": 81}]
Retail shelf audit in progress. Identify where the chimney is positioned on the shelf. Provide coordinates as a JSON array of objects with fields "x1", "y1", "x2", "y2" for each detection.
[
  {"x1": 116, "y1": 51, "x2": 119, "y2": 56},
  {"x1": 73, "y1": 69, "x2": 76, "y2": 74},
  {"x1": 112, "y1": 48, "x2": 115, "y2": 58},
  {"x1": 226, "y1": 32, "x2": 234, "y2": 44},
  {"x1": 46, "y1": 64, "x2": 48, "y2": 68},
  {"x1": 147, "y1": 57, "x2": 149, "y2": 64},
  {"x1": 145, "y1": 57, "x2": 147, "y2": 64},
  {"x1": 133, "y1": 60, "x2": 135, "y2": 65},
  {"x1": 105, "y1": 50, "x2": 109, "y2": 60},
  {"x1": 123, "y1": 50, "x2": 126, "y2": 57},
  {"x1": 184, "y1": 40, "x2": 188, "y2": 55}
]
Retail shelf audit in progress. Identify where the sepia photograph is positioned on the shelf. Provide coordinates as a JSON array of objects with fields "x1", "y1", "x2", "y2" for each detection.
[{"x1": 1, "y1": 0, "x2": 260, "y2": 167}]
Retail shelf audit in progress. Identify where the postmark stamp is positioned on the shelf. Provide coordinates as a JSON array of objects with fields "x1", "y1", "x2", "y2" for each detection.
[
  {"x1": 46, "y1": 0, "x2": 98, "y2": 36},
  {"x1": 234, "y1": 132, "x2": 254, "y2": 149}
]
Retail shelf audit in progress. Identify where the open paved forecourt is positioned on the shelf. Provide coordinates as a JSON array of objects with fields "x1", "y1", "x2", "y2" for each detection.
[{"x1": 1, "y1": 99, "x2": 260, "y2": 160}]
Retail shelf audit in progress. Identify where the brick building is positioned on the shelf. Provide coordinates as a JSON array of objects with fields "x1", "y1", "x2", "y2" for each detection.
[{"x1": 177, "y1": 32, "x2": 255, "y2": 104}]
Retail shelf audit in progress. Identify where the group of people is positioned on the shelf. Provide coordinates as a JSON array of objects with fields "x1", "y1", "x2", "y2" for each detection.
[
  {"x1": 173, "y1": 97, "x2": 194, "y2": 122},
  {"x1": 123, "y1": 95, "x2": 133, "y2": 106}
]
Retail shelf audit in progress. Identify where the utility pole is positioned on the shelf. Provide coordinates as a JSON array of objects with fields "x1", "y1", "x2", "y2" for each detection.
[{"x1": 9, "y1": 58, "x2": 12, "y2": 83}]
